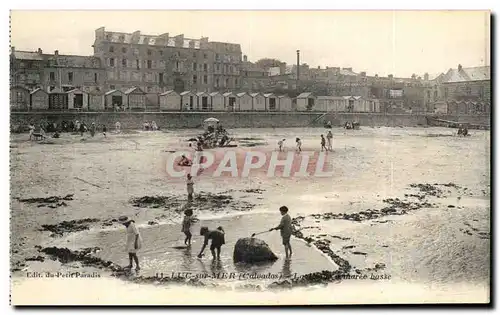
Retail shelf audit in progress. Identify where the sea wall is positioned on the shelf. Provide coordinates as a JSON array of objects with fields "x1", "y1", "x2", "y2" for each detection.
[{"x1": 10, "y1": 112, "x2": 490, "y2": 130}]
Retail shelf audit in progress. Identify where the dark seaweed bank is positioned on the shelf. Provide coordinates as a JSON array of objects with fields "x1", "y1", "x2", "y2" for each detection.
[
  {"x1": 39, "y1": 218, "x2": 100, "y2": 237},
  {"x1": 16, "y1": 194, "x2": 74, "y2": 209}
]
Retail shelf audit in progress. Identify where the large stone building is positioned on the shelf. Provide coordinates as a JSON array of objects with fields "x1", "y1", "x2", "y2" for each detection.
[
  {"x1": 10, "y1": 47, "x2": 105, "y2": 93},
  {"x1": 92, "y1": 27, "x2": 243, "y2": 93}
]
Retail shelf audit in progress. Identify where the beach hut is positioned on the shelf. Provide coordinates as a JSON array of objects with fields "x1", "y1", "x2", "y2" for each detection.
[
  {"x1": 278, "y1": 95, "x2": 292, "y2": 112},
  {"x1": 296, "y1": 92, "x2": 316, "y2": 111},
  {"x1": 223, "y1": 92, "x2": 237, "y2": 112},
  {"x1": 10, "y1": 86, "x2": 30, "y2": 111},
  {"x1": 48, "y1": 87, "x2": 68, "y2": 110},
  {"x1": 88, "y1": 89, "x2": 105, "y2": 111},
  {"x1": 236, "y1": 92, "x2": 252, "y2": 111},
  {"x1": 263, "y1": 93, "x2": 278, "y2": 111},
  {"x1": 250, "y1": 92, "x2": 266, "y2": 111},
  {"x1": 125, "y1": 87, "x2": 146, "y2": 110},
  {"x1": 209, "y1": 92, "x2": 224, "y2": 111},
  {"x1": 66, "y1": 88, "x2": 89, "y2": 111},
  {"x1": 159, "y1": 90, "x2": 181, "y2": 111},
  {"x1": 180, "y1": 91, "x2": 196, "y2": 111},
  {"x1": 105, "y1": 89, "x2": 127, "y2": 110},
  {"x1": 196, "y1": 91, "x2": 211, "y2": 111},
  {"x1": 30, "y1": 88, "x2": 49, "y2": 111}
]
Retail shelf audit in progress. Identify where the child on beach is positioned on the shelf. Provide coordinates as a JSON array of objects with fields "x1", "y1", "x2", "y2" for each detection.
[
  {"x1": 320, "y1": 135, "x2": 327, "y2": 152},
  {"x1": 182, "y1": 209, "x2": 195, "y2": 246},
  {"x1": 118, "y1": 215, "x2": 143, "y2": 271},
  {"x1": 198, "y1": 226, "x2": 225, "y2": 260},
  {"x1": 278, "y1": 139, "x2": 286, "y2": 152},
  {"x1": 102, "y1": 125, "x2": 107, "y2": 138},
  {"x1": 269, "y1": 206, "x2": 293, "y2": 259},
  {"x1": 187, "y1": 174, "x2": 194, "y2": 201},
  {"x1": 28, "y1": 124, "x2": 35, "y2": 140},
  {"x1": 296, "y1": 138, "x2": 302, "y2": 152},
  {"x1": 326, "y1": 131, "x2": 333, "y2": 151}
]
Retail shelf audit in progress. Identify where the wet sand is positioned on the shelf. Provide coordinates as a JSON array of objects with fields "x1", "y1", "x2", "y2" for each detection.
[{"x1": 10, "y1": 127, "x2": 490, "y2": 304}]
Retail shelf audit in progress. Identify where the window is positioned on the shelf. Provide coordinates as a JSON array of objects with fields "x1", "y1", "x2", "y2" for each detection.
[
  {"x1": 133, "y1": 48, "x2": 139, "y2": 55},
  {"x1": 122, "y1": 47, "x2": 127, "y2": 53},
  {"x1": 160, "y1": 50, "x2": 163, "y2": 56},
  {"x1": 68, "y1": 72, "x2": 73, "y2": 82},
  {"x1": 427, "y1": 90, "x2": 431, "y2": 99},
  {"x1": 479, "y1": 86, "x2": 484, "y2": 99},
  {"x1": 225, "y1": 78, "x2": 229, "y2": 87},
  {"x1": 94, "y1": 73, "x2": 98, "y2": 83},
  {"x1": 229, "y1": 65, "x2": 233, "y2": 73},
  {"x1": 216, "y1": 53, "x2": 220, "y2": 60},
  {"x1": 193, "y1": 52, "x2": 197, "y2": 58},
  {"x1": 203, "y1": 75, "x2": 208, "y2": 84},
  {"x1": 109, "y1": 58, "x2": 115, "y2": 67},
  {"x1": 147, "y1": 50, "x2": 152, "y2": 56},
  {"x1": 176, "y1": 52, "x2": 180, "y2": 57},
  {"x1": 106, "y1": 34, "x2": 111, "y2": 41},
  {"x1": 49, "y1": 72, "x2": 55, "y2": 81},
  {"x1": 193, "y1": 75, "x2": 197, "y2": 84},
  {"x1": 466, "y1": 86, "x2": 471, "y2": 95},
  {"x1": 235, "y1": 78, "x2": 238, "y2": 86},
  {"x1": 136, "y1": 60, "x2": 140, "y2": 69},
  {"x1": 204, "y1": 63, "x2": 208, "y2": 71},
  {"x1": 122, "y1": 59, "x2": 127, "y2": 67},
  {"x1": 176, "y1": 61, "x2": 179, "y2": 70},
  {"x1": 193, "y1": 62, "x2": 197, "y2": 71},
  {"x1": 216, "y1": 64, "x2": 220, "y2": 71},
  {"x1": 444, "y1": 87, "x2": 448, "y2": 98},
  {"x1": 109, "y1": 46, "x2": 114, "y2": 53},
  {"x1": 216, "y1": 78, "x2": 219, "y2": 87},
  {"x1": 159, "y1": 73, "x2": 164, "y2": 84},
  {"x1": 204, "y1": 53, "x2": 207, "y2": 59},
  {"x1": 110, "y1": 85, "x2": 115, "y2": 90},
  {"x1": 434, "y1": 90, "x2": 438, "y2": 100},
  {"x1": 147, "y1": 60, "x2": 152, "y2": 69}
]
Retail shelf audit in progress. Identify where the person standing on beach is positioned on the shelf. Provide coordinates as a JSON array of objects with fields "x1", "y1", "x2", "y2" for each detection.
[
  {"x1": 326, "y1": 131, "x2": 333, "y2": 151},
  {"x1": 269, "y1": 206, "x2": 293, "y2": 259},
  {"x1": 118, "y1": 215, "x2": 142, "y2": 271},
  {"x1": 79, "y1": 122, "x2": 85, "y2": 136},
  {"x1": 278, "y1": 139, "x2": 286, "y2": 152},
  {"x1": 90, "y1": 122, "x2": 96, "y2": 137},
  {"x1": 320, "y1": 135, "x2": 327, "y2": 152},
  {"x1": 187, "y1": 173, "x2": 194, "y2": 201},
  {"x1": 182, "y1": 208, "x2": 195, "y2": 246},
  {"x1": 115, "y1": 121, "x2": 121, "y2": 133},
  {"x1": 296, "y1": 138, "x2": 302, "y2": 152},
  {"x1": 28, "y1": 123, "x2": 35, "y2": 140},
  {"x1": 102, "y1": 124, "x2": 107, "y2": 138},
  {"x1": 198, "y1": 226, "x2": 225, "y2": 260}
]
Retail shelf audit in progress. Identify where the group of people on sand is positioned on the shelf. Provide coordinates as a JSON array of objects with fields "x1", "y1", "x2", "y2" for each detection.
[
  {"x1": 278, "y1": 130, "x2": 333, "y2": 152},
  {"x1": 142, "y1": 121, "x2": 158, "y2": 131},
  {"x1": 457, "y1": 124, "x2": 469, "y2": 137},
  {"x1": 27, "y1": 120, "x2": 109, "y2": 141},
  {"x1": 117, "y1": 173, "x2": 294, "y2": 271}
]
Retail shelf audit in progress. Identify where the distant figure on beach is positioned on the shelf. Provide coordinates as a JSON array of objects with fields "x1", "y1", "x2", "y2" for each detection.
[
  {"x1": 178, "y1": 155, "x2": 193, "y2": 167},
  {"x1": 118, "y1": 215, "x2": 142, "y2": 271},
  {"x1": 326, "y1": 131, "x2": 333, "y2": 151},
  {"x1": 102, "y1": 125, "x2": 107, "y2": 138},
  {"x1": 186, "y1": 173, "x2": 194, "y2": 201},
  {"x1": 269, "y1": 206, "x2": 293, "y2": 259},
  {"x1": 320, "y1": 135, "x2": 327, "y2": 152},
  {"x1": 52, "y1": 130, "x2": 60, "y2": 139},
  {"x1": 90, "y1": 122, "x2": 96, "y2": 137},
  {"x1": 296, "y1": 138, "x2": 302, "y2": 152},
  {"x1": 79, "y1": 122, "x2": 85, "y2": 136},
  {"x1": 115, "y1": 121, "x2": 121, "y2": 133},
  {"x1": 151, "y1": 121, "x2": 158, "y2": 131},
  {"x1": 28, "y1": 123, "x2": 35, "y2": 140},
  {"x1": 182, "y1": 208, "x2": 195, "y2": 246},
  {"x1": 197, "y1": 226, "x2": 225, "y2": 260},
  {"x1": 278, "y1": 139, "x2": 286, "y2": 152},
  {"x1": 75, "y1": 120, "x2": 81, "y2": 132}
]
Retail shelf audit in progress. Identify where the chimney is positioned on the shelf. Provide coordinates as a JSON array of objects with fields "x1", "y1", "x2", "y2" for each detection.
[
  {"x1": 388, "y1": 74, "x2": 394, "y2": 80},
  {"x1": 10, "y1": 46, "x2": 15, "y2": 55},
  {"x1": 326, "y1": 66, "x2": 329, "y2": 69},
  {"x1": 243, "y1": 55, "x2": 247, "y2": 62},
  {"x1": 54, "y1": 50, "x2": 59, "y2": 56},
  {"x1": 317, "y1": 66, "x2": 320, "y2": 69},
  {"x1": 296, "y1": 50, "x2": 300, "y2": 81},
  {"x1": 37, "y1": 48, "x2": 42, "y2": 54},
  {"x1": 361, "y1": 72, "x2": 366, "y2": 77},
  {"x1": 458, "y1": 64, "x2": 463, "y2": 71},
  {"x1": 424, "y1": 73, "x2": 429, "y2": 81}
]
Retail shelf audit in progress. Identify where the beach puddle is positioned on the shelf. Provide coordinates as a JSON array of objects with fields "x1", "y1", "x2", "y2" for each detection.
[{"x1": 49, "y1": 213, "x2": 336, "y2": 285}]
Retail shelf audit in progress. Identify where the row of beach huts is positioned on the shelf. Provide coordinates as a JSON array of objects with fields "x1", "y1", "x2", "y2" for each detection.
[{"x1": 10, "y1": 85, "x2": 382, "y2": 113}]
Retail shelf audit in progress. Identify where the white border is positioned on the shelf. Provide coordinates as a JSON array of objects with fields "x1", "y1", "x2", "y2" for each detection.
[{"x1": 3, "y1": 1, "x2": 497, "y2": 314}]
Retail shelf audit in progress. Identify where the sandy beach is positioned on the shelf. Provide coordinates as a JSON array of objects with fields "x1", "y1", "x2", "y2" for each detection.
[{"x1": 10, "y1": 126, "x2": 490, "y2": 304}]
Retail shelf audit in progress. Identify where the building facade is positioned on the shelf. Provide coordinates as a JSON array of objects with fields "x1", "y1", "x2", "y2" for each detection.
[{"x1": 92, "y1": 27, "x2": 243, "y2": 94}]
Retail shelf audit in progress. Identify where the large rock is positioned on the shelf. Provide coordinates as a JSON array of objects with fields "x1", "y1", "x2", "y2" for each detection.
[{"x1": 233, "y1": 238, "x2": 278, "y2": 263}]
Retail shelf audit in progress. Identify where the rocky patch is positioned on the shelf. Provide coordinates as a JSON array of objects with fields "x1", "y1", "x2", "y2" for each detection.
[
  {"x1": 16, "y1": 194, "x2": 74, "y2": 209},
  {"x1": 39, "y1": 218, "x2": 100, "y2": 237}
]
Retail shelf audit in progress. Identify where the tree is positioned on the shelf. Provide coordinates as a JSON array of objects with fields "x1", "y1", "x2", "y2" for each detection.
[{"x1": 254, "y1": 58, "x2": 283, "y2": 70}]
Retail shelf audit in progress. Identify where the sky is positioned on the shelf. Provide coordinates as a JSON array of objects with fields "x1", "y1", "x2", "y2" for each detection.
[{"x1": 10, "y1": 10, "x2": 490, "y2": 78}]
